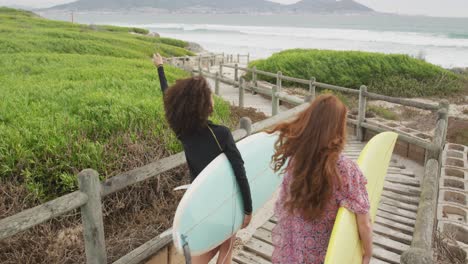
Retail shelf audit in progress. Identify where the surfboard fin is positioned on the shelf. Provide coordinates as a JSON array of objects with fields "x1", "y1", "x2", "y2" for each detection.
[
  {"x1": 181, "y1": 234, "x2": 192, "y2": 264},
  {"x1": 174, "y1": 184, "x2": 191, "y2": 191}
]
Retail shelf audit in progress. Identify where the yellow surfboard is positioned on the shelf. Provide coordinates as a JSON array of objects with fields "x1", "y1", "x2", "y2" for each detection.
[{"x1": 324, "y1": 132, "x2": 398, "y2": 264}]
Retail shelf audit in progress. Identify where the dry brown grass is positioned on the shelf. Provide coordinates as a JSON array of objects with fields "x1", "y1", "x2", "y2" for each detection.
[
  {"x1": 434, "y1": 230, "x2": 467, "y2": 264},
  {"x1": 0, "y1": 107, "x2": 268, "y2": 264}
]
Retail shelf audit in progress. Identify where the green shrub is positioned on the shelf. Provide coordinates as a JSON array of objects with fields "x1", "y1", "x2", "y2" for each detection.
[
  {"x1": 0, "y1": 9, "x2": 226, "y2": 200},
  {"x1": 249, "y1": 49, "x2": 463, "y2": 97}
]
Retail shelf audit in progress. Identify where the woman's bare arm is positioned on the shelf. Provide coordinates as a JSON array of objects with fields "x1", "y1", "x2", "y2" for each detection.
[{"x1": 357, "y1": 213, "x2": 373, "y2": 264}]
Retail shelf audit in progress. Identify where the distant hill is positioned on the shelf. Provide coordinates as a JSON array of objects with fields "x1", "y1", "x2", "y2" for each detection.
[
  {"x1": 49, "y1": 0, "x2": 282, "y2": 12},
  {"x1": 48, "y1": 0, "x2": 373, "y2": 13},
  {"x1": 289, "y1": 0, "x2": 373, "y2": 13}
]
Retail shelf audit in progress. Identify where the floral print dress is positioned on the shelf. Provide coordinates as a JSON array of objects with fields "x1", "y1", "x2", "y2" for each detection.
[{"x1": 272, "y1": 155, "x2": 370, "y2": 264}]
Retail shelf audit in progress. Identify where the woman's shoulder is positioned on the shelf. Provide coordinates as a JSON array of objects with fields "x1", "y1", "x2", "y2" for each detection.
[
  {"x1": 208, "y1": 122, "x2": 231, "y2": 136},
  {"x1": 337, "y1": 155, "x2": 365, "y2": 182}
]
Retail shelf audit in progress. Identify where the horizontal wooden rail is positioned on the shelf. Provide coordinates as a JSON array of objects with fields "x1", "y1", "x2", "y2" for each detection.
[
  {"x1": 251, "y1": 103, "x2": 310, "y2": 133},
  {"x1": 0, "y1": 191, "x2": 88, "y2": 240},
  {"x1": 315, "y1": 81, "x2": 360, "y2": 95},
  {"x1": 101, "y1": 152, "x2": 187, "y2": 197},
  {"x1": 360, "y1": 122, "x2": 437, "y2": 151},
  {"x1": 245, "y1": 84, "x2": 272, "y2": 97},
  {"x1": 364, "y1": 91, "x2": 439, "y2": 111},
  {"x1": 114, "y1": 233, "x2": 172, "y2": 264},
  {"x1": 275, "y1": 92, "x2": 305, "y2": 106}
]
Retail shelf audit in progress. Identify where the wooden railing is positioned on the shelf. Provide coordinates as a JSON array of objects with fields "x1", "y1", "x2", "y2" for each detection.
[
  {"x1": 0, "y1": 103, "x2": 309, "y2": 264},
  {"x1": 191, "y1": 62, "x2": 448, "y2": 156},
  {"x1": 0, "y1": 54, "x2": 449, "y2": 264},
  {"x1": 185, "y1": 60, "x2": 450, "y2": 264}
]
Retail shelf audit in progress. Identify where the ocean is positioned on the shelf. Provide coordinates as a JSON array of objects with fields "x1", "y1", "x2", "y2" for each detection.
[{"x1": 40, "y1": 11, "x2": 468, "y2": 68}]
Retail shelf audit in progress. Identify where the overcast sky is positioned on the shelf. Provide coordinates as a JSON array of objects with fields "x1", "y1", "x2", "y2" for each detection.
[{"x1": 1, "y1": 0, "x2": 467, "y2": 18}]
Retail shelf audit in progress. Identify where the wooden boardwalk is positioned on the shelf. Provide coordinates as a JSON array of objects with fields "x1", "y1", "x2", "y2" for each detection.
[{"x1": 232, "y1": 139, "x2": 422, "y2": 264}]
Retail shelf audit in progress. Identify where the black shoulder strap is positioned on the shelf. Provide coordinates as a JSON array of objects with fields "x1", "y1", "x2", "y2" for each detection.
[{"x1": 207, "y1": 125, "x2": 223, "y2": 153}]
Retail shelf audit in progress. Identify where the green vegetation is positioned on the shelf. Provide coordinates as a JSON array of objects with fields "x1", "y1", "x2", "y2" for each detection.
[
  {"x1": 250, "y1": 49, "x2": 463, "y2": 97},
  {"x1": 0, "y1": 8, "x2": 231, "y2": 199}
]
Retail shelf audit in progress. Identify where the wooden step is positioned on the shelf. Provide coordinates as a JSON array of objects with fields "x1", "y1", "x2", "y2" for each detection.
[
  {"x1": 385, "y1": 175, "x2": 420, "y2": 187},
  {"x1": 234, "y1": 250, "x2": 271, "y2": 264},
  {"x1": 373, "y1": 233, "x2": 410, "y2": 255},
  {"x1": 373, "y1": 223, "x2": 413, "y2": 245},
  {"x1": 372, "y1": 245, "x2": 401, "y2": 264},
  {"x1": 384, "y1": 182, "x2": 421, "y2": 197},
  {"x1": 244, "y1": 238, "x2": 274, "y2": 261},
  {"x1": 253, "y1": 228, "x2": 273, "y2": 245},
  {"x1": 375, "y1": 215, "x2": 415, "y2": 235},
  {"x1": 378, "y1": 204, "x2": 418, "y2": 220},
  {"x1": 380, "y1": 196, "x2": 419, "y2": 212},
  {"x1": 377, "y1": 210, "x2": 416, "y2": 227},
  {"x1": 381, "y1": 190, "x2": 420, "y2": 205}
]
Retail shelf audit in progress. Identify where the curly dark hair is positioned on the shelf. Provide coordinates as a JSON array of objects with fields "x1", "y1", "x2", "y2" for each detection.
[{"x1": 164, "y1": 76, "x2": 213, "y2": 137}]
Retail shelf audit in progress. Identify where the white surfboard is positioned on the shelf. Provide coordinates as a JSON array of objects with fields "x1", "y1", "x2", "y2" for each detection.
[{"x1": 172, "y1": 132, "x2": 282, "y2": 255}]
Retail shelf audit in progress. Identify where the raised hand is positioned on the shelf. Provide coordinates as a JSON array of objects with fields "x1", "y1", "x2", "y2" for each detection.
[{"x1": 153, "y1": 53, "x2": 164, "y2": 68}]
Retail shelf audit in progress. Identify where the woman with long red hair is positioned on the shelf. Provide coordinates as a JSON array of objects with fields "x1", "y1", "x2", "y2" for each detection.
[{"x1": 269, "y1": 95, "x2": 373, "y2": 264}]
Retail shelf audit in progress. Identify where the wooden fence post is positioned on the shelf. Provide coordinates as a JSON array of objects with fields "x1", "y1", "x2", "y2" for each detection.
[
  {"x1": 252, "y1": 66, "x2": 258, "y2": 95},
  {"x1": 240, "y1": 117, "x2": 252, "y2": 136},
  {"x1": 239, "y1": 78, "x2": 245, "y2": 108},
  {"x1": 234, "y1": 64, "x2": 239, "y2": 82},
  {"x1": 215, "y1": 72, "x2": 220, "y2": 96},
  {"x1": 78, "y1": 169, "x2": 107, "y2": 264},
  {"x1": 219, "y1": 64, "x2": 223, "y2": 77},
  {"x1": 272, "y1": 71, "x2": 282, "y2": 116},
  {"x1": 247, "y1": 53, "x2": 250, "y2": 65},
  {"x1": 427, "y1": 103, "x2": 449, "y2": 161},
  {"x1": 357, "y1": 85, "x2": 368, "y2": 141},
  {"x1": 198, "y1": 56, "x2": 202, "y2": 76},
  {"x1": 309, "y1": 77, "x2": 316, "y2": 100}
]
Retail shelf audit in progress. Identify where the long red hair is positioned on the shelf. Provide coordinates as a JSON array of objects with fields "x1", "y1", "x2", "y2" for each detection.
[{"x1": 269, "y1": 95, "x2": 348, "y2": 220}]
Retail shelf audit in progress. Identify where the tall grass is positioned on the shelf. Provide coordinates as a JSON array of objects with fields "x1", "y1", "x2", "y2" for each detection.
[
  {"x1": 0, "y1": 8, "x2": 230, "y2": 199},
  {"x1": 249, "y1": 49, "x2": 463, "y2": 97}
]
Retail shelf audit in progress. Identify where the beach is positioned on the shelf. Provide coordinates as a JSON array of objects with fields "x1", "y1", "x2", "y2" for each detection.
[{"x1": 40, "y1": 11, "x2": 468, "y2": 68}]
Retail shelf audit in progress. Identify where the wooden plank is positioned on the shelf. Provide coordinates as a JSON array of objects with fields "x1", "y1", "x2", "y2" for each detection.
[
  {"x1": 364, "y1": 91, "x2": 439, "y2": 110},
  {"x1": 262, "y1": 221, "x2": 276, "y2": 232},
  {"x1": 269, "y1": 216, "x2": 278, "y2": 224},
  {"x1": 375, "y1": 216, "x2": 414, "y2": 235},
  {"x1": 234, "y1": 250, "x2": 271, "y2": 264},
  {"x1": 145, "y1": 247, "x2": 168, "y2": 264},
  {"x1": 0, "y1": 191, "x2": 88, "y2": 240},
  {"x1": 244, "y1": 238, "x2": 274, "y2": 261},
  {"x1": 383, "y1": 182, "x2": 421, "y2": 197},
  {"x1": 370, "y1": 257, "x2": 391, "y2": 264},
  {"x1": 372, "y1": 245, "x2": 401, "y2": 264},
  {"x1": 377, "y1": 211, "x2": 415, "y2": 227},
  {"x1": 381, "y1": 190, "x2": 420, "y2": 205},
  {"x1": 373, "y1": 234, "x2": 410, "y2": 255},
  {"x1": 102, "y1": 152, "x2": 187, "y2": 197},
  {"x1": 373, "y1": 223, "x2": 413, "y2": 245},
  {"x1": 385, "y1": 175, "x2": 420, "y2": 187},
  {"x1": 380, "y1": 197, "x2": 418, "y2": 213},
  {"x1": 114, "y1": 235, "x2": 172, "y2": 264},
  {"x1": 378, "y1": 204, "x2": 417, "y2": 220},
  {"x1": 168, "y1": 244, "x2": 185, "y2": 264},
  {"x1": 253, "y1": 228, "x2": 273, "y2": 245}
]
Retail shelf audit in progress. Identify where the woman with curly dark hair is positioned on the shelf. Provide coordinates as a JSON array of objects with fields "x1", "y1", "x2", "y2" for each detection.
[{"x1": 153, "y1": 53, "x2": 252, "y2": 264}]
